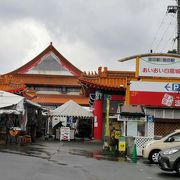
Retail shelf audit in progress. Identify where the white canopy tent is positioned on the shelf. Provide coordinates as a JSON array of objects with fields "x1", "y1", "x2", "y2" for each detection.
[
  {"x1": 0, "y1": 91, "x2": 42, "y2": 113},
  {"x1": 0, "y1": 90, "x2": 25, "y2": 113},
  {"x1": 50, "y1": 100, "x2": 93, "y2": 118},
  {"x1": 50, "y1": 100, "x2": 93, "y2": 128},
  {"x1": 0, "y1": 90, "x2": 42, "y2": 133}
]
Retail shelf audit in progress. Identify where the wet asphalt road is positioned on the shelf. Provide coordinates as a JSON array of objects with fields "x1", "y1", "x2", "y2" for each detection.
[{"x1": 0, "y1": 140, "x2": 179, "y2": 180}]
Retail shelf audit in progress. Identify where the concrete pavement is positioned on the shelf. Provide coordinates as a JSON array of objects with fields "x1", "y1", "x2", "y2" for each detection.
[{"x1": 0, "y1": 139, "x2": 104, "y2": 160}]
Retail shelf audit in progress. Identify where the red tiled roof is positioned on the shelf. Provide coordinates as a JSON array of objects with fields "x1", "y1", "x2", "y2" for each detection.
[
  {"x1": 79, "y1": 67, "x2": 135, "y2": 90},
  {"x1": 31, "y1": 94, "x2": 89, "y2": 106},
  {"x1": 7, "y1": 43, "x2": 82, "y2": 76},
  {"x1": 0, "y1": 75, "x2": 26, "y2": 93},
  {"x1": 11, "y1": 74, "x2": 80, "y2": 87}
]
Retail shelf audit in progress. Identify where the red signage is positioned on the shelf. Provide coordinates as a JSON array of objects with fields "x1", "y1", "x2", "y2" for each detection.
[
  {"x1": 130, "y1": 81, "x2": 180, "y2": 107},
  {"x1": 130, "y1": 91, "x2": 180, "y2": 107}
]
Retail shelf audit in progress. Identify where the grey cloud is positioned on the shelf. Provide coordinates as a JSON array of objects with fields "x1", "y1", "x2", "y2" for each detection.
[{"x1": 0, "y1": 0, "x2": 174, "y2": 73}]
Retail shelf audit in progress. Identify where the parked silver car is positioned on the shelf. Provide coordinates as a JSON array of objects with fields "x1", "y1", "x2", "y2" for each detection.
[{"x1": 158, "y1": 146, "x2": 180, "y2": 176}]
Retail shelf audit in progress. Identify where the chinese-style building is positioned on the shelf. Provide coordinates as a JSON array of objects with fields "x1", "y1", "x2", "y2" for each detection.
[
  {"x1": 79, "y1": 53, "x2": 180, "y2": 143},
  {"x1": 79, "y1": 66, "x2": 135, "y2": 140},
  {"x1": 5, "y1": 42, "x2": 89, "y2": 109}
]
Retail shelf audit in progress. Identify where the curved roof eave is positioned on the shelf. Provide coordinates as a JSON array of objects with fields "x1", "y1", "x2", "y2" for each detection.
[{"x1": 6, "y1": 43, "x2": 82, "y2": 76}]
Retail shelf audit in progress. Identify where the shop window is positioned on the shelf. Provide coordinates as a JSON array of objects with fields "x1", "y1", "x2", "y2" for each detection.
[
  {"x1": 137, "y1": 121, "x2": 145, "y2": 136},
  {"x1": 61, "y1": 87, "x2": 67, "y2": 94},
  {"x1": 127, "y1": 121, "x2": 137, "y2": 136},
  {"x1": 123, "y1": 120, "x2": 145, "y2": 137},
  {"x1": 67, "y1": 88, "x2": 80, "y2": 92}
]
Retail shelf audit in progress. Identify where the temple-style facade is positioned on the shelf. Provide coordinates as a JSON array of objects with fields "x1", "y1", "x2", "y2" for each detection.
[
  {"x1": 79, "y1": 67, "x2": 135, "y2": 140},
  {"x1": 0, "y1": 43, "x2": 91, "y2": 142},
  {"x1": 5, "y1": 43, "x2": 89, "y2": 109}
]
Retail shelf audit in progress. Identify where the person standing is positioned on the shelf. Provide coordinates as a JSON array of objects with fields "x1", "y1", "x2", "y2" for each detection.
[
  {"x1": 30, "y1": 113, "x2": 37, "y2": 143},
  {"x1": 5, "y1": 116, "x2": 14, "y2": 144}
]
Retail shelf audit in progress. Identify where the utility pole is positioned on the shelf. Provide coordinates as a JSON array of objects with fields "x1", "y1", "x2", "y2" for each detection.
[
  {"x1": 177, "y1": 0, "x2": 180, "y2": 54},
  {"x1": 167, "y1": 0, "x2": 180, "y2": 54}
]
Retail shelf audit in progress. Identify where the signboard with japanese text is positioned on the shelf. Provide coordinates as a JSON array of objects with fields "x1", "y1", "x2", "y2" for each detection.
[
  {"x1": 60, "y1": 127, "x2": 70, "y2": 141},
  {"x1": 138, "y1": 56, "x2": 180, "y2": 78},
  {"x1": 130, "y1": 81, "x2": 180, "y2": 107}
]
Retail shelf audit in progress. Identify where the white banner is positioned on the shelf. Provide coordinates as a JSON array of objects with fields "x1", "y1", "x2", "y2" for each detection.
[{"x1": 138, "y1": 56, "x2": 180, "y2": 78}]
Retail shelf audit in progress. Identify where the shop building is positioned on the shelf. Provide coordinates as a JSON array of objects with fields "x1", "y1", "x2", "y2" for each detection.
[
  {"x1": 122, "y1": 53, "x2": 180, "y2": 137},
  {"x1": 79, "y1": 53, "x2": 180, "y2": 155}
]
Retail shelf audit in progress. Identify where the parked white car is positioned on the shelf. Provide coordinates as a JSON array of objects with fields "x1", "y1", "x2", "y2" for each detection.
[{"x1": 142, "y1": 129, "x2": 180, "y2": 163}]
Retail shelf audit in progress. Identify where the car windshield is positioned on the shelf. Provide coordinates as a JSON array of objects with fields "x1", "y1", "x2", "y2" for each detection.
[{"x1": 160, "y1": 132, "x2": 175, "y2": 140}]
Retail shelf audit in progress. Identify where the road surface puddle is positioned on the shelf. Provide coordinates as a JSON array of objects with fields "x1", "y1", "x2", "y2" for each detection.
[{"x1": 69, "y1": 149, "x2": 128, "y2": 162}]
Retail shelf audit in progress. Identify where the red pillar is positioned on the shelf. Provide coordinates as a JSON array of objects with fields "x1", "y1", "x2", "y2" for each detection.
[{"x1": 93, "y1": 99, "x2": 103, "y2": 140}]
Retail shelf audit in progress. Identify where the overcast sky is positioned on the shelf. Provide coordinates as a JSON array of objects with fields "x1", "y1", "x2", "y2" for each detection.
[{"x1": 0, "y1": 0, "x2": 177, "y2": 74}]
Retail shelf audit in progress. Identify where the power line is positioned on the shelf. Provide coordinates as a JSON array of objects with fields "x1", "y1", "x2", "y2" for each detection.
[
  {"x1": 171, "y1": 36, "x2": 177, "y2": 50},
  {"x1": 159, "y1": 14, "x2": 177, "y2": 52},
  {"x1": 150, "y1": 0, "x2": 177, "y2": 53},
  {"x1": 150, "y1": 12, "x2": 168, "y2": 50},
  {"x1": 166, "y1": 26, "x2": 177, "y2": 50},
  {"x1": 154, "y1": 13, "x2": 176, "y2": 52}
]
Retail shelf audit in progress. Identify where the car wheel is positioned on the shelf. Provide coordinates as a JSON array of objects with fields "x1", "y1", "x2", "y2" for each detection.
[
  {"x1": 175, "y1": 161, "x2": 180, "y2": 176},
  {"x1": 149, "y1": 150, "x2": 160, "y2": 163}
]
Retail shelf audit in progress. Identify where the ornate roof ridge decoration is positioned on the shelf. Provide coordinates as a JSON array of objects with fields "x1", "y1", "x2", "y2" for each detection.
[
  {"x1": 23, "y1": 89, "x2": 37, "y2": 100},
  {"x1": 6, "y1": 42, "x2": 82, "y2": 76},
  {"x1": 0, "y1": 75, "x2": 26, "y2": 93},
  {"x1": 79, "y1": 67, "x2": 131, "y2": 90},
  {"x1": 12, "y1": 73, "x2": 80, "y2": 78},
  {"x1": 80, "y1": 67, "x2": 135, "y2": 79}
]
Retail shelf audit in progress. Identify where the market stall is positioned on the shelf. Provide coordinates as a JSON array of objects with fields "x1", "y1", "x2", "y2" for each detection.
[
  {"x1": 49, "y1": 100, "x2": 93, "y2": 140},
  {"x1": 0, "y1": 90, "x2": 42, "y2": 144}
]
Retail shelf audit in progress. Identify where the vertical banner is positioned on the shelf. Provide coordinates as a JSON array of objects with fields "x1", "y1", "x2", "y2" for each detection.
[
  {"x1": 93, "y1": 100, "x2": 103, "y2": 140},
  {"x1": 135, "y1": 56, "x2": 140, "y2": 78},
  {"x1": 20, "y1": 106, "x2": 28, "y2": 131},
  {"x1": 105, "y1": 98, "x2": 110, "y2": 137}
]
